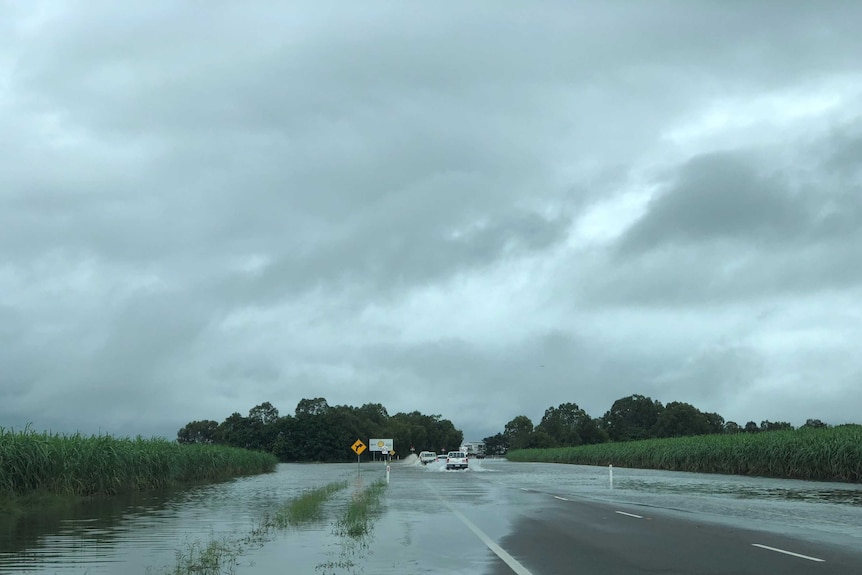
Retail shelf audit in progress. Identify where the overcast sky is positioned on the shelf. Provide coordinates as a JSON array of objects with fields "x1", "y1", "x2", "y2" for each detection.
[{"x1": 2, "y1": 2, "x2": 861, "y2": 443}]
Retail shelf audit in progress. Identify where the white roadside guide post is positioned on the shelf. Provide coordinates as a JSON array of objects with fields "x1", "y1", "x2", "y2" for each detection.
[{"x1": 609, "y1": 464, "x2": 613, "y2": 489}]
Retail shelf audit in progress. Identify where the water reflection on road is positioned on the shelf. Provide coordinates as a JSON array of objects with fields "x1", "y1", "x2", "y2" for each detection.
[
  {"x1": 0, "y1": 464, "x2": 359, "y2": 574},
  {"x1": 1, "y1": 459, "x2": 861, "y2": 573},
  {"x1": 498, "y1": 461, "x2": 862, "y2": 544}
]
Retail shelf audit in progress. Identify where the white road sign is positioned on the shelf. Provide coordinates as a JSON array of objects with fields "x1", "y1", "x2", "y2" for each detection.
[{"x1": 369, "y1": 438, "x2": 393, "y2": 452}]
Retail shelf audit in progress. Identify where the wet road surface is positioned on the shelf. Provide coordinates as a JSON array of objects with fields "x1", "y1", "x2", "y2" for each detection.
[
  {"x1": 485, "y1": 491, "x2": 859, "y2": 574},
  {"x1": 2, "y1": 458, "x2": 862, "y2": 574},
  {"x1": 364, "y1": 458, "x2": 862, "y2": 574}
]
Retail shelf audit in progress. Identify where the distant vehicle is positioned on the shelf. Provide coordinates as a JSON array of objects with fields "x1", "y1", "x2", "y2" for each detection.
[
  {"x1": 474, "y1": 452, "x2": 486, "y2": 459},
  {"x1": 436, "y1": 454, "x2": 447, "y2": 462},
  {"x1": 419, "y1": 451, "x2": 437, "y2": 465},
  {"x1": 446, "y1": 451, "x2": 469, "y2": 470}
]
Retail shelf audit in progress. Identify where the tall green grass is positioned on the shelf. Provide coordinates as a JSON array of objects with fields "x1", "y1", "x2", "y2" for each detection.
[
  {"x1": 0, "y1": 427, "x2": 278, "y2": 498},
  {"x1": 158, "y1": 535, "x2": 244, "y2": 575},
  {"x1": 271, "y1": 480, "x2": 348, "y2": 527},
  {"x1": 337, "y1": 479, "x2": 387, "y2": 539},
  {"x1": 150, "y1": 478, "x2": 387, "y2": 575},
  {"x1": 506, "y1": 425, "x2": 862, "y2": 482}
]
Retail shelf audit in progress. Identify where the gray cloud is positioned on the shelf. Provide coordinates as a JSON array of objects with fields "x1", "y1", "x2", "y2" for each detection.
[
  {"x1": 589, "y1": 124, "x2": 862, "y2": 308},
  {"x1": 617, "y1": 151, "x2": 808, "y2": 252},
  {"x1": 2, "y1": 2, "x2": 862, "y2": 439},
  {"x1": 653, "y1": 343, "x2": 766, "y2": 410}
]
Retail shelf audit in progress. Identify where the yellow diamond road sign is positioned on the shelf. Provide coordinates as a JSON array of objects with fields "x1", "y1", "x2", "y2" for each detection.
[{"x1": 352, "y1": 439, "x2": 367, "y2": 455}]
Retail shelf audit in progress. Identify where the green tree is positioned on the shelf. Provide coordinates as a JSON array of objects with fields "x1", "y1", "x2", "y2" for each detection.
[
  {"x1": 289, "y1": 398, "x2": 337, "y2": 460},
  {"x1": 243, "y1": 402, "x2": 280, "y2": 452},
  {"x1": 483, "y1": 432, "x2": 508, "y2": 455},
  {"x1": 802, "y1": 418, "x2": 828, "y2": 429},
  {"x1": 177, "y1": 420, "x2": 219, "y2": 444},
  {"x1": 390, "y1": 411, "x2": 461, "y2": 454},
  {"x1": 216, "y1": 412, "x2": 256, "y2": 448},
  {"x1": 602, "y1": 394, "x2": 664, "y2": 441},
  {"x1": 271, "y1": 415, "x2": 298, "y2": 461},
  {"x1": 321, "y1": 405, "x2": 363, "y2": 461},
  {"x1": 579, "y1": 417, "x2": 610, "y2": 445},
  {"x1": 536, "y1": 402, "x2": 594, "y2": 447},
  {"x1": 178, "y1": 398, "x2": 466, "y2": 464},
  {"x1": 433, "y1": 416, "x2": 463, "y2": 454},
  {"x1": 760, "y1": 420, "x2": 793, "y2": 432},
  {"x1": 651, "y1": 402, "x2": 711, "y2": 438},
  {"x1": 504, "y1": 415, "x2": 534, "y2": 451},
  {"x1": 724, "y1": 421, "x2": 742, "y2": 434},
  {"x1": 703, "y1": 412, "x2": 725, "y2": 435},
  {"x1": 359, "y1": 403, "x2": 389, "y2": 425},
  {"x1": 295, "y1": 397, "x2": 330, "y2": 417},
  {"x1": 248, "y1": 401, "x2": 279, "y2": 425},
  {"x1": 527, "y1": 430, "x2": 556, "y2": 448},
  {"x1": 358, "y1": 403, "x2": 389, "y2": 438}
]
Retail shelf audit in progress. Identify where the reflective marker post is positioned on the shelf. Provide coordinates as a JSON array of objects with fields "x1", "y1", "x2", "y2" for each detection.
[{"x1": 609, "y1": 464, "x2": 614, "y2": 489}]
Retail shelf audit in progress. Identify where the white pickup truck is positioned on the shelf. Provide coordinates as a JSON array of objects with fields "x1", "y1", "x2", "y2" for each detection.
[
  {"x1": 419, "y1": 451, "x2": 437, "y2": 465},
  {"x1": 446, "y1": 451, "x2": 469, "y2": 470}
]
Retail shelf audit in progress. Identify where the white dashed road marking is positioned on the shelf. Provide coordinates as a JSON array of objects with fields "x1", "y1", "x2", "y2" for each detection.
[
  {"x1": 752, "y1": 544, "x2": 825, "y2": 562},
  {"x1": 553, "y1": 496, "x2": 569, "y2": 501},
  {"x1": 615, "y1": 511, "x2": 643, "y2": 519}
]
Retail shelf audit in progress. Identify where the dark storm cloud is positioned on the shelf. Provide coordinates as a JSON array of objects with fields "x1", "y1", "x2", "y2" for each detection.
[
  {"x1": 234, "y1": 208, "x2": 572, "y2": 302},
  {"x1": 6, "y1": 2, "x2": 859, "y2": 276},
  {"x1": 592, "y1": 123, "x2": 862, "y2": 307},
  {"x1": 617, "y1": 151, "x2": 808, "y2": 252}
]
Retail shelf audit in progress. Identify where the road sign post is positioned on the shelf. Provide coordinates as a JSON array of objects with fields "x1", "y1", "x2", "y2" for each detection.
[{"x1": 351, "y1": 439, "x2": 367, "y2": 477}]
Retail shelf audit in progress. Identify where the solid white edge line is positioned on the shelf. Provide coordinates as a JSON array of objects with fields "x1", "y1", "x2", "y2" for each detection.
[
  {"x1": 430, "y1": 483, "x2": 534, "y2": 575},
  {"x1": 553, "y1": 496, "x2": 569, "y2": 501},
  {"x1": 615, "y1": 511, "x2": 643, "y2": 519},
  {"x1": 751, "y1": 544, "x2": 825, "y2": 562},
  {"x1": 446, "y1": 506, "x2": 535, "y2": 575}
]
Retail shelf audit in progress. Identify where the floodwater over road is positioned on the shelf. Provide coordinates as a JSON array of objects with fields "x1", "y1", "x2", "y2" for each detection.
[{"x1": 2, "y1": 459, "x2": 861, "y2": 573}]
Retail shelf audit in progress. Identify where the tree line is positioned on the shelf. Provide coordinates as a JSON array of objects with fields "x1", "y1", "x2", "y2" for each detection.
[
  {"x1": 483, "y1": 394, "x2": 832, "y2": 455},
  {"x1": 176, "y1": 397, "x2": 463, "y2": 463}
]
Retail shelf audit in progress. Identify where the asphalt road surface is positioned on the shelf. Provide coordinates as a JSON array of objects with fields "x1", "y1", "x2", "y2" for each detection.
[
  {"x1": 484, "y1": 490, "x2": 857, "y2": 574},
  {"x1": 366, "y1": 459, "x2": 862, "y2": 574}
]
